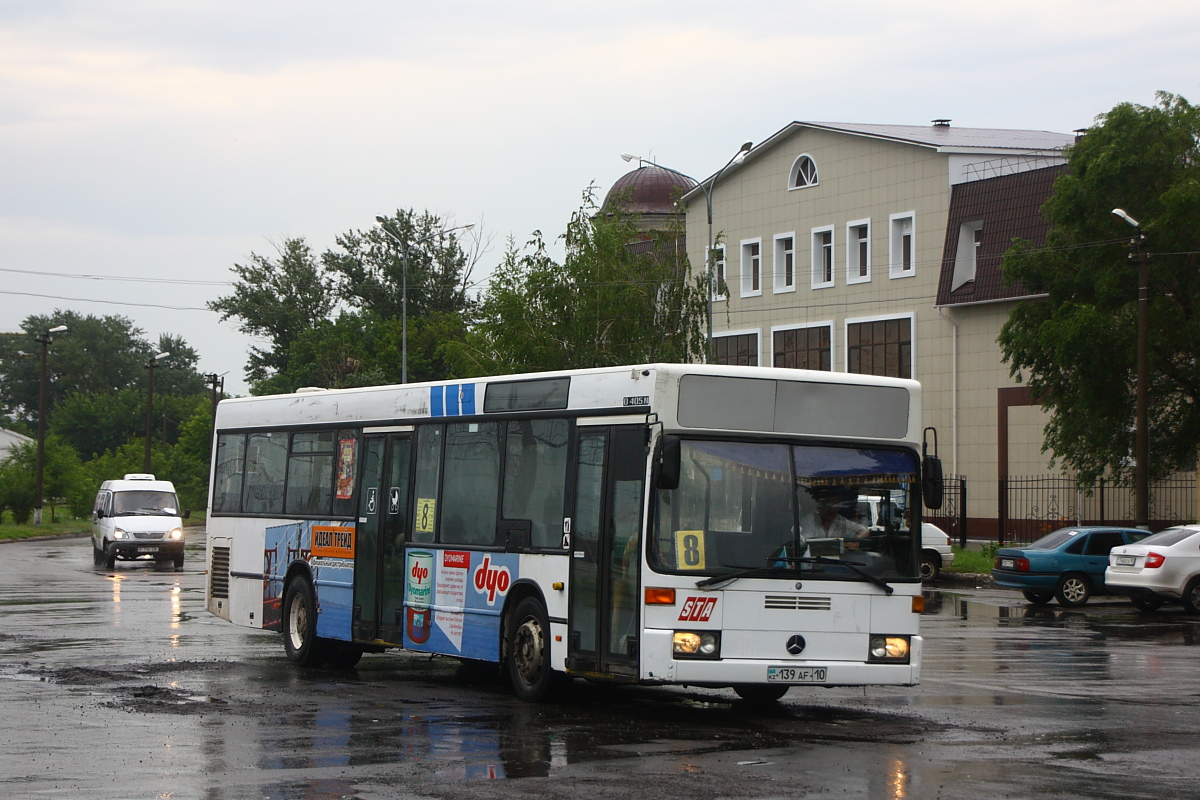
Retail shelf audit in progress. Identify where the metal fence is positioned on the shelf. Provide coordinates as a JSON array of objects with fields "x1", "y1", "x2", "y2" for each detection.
[
  {"x1": 998, "y1": 475, "x2": 1196, "y2": 545},
  {"x1": 925, "y1": 475, "x2": 968, "y2": 548}
]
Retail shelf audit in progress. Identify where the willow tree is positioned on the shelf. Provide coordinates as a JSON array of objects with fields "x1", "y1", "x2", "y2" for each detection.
[{"x1": 453, "y1": 186, "x2": 708, "y2": 376}]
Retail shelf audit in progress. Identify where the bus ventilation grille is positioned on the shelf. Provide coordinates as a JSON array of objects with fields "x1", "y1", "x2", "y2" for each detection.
[
  {"x1": 764, "y1": 595, "x2": 832, "y2": 611},
  {"x1": 210, "y1": 546, "x2": 231, "y2": 599}
]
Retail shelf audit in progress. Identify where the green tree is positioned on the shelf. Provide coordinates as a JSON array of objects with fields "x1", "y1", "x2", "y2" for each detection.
[
  {"x1": 323, "y1": 209, "x2": 479, "y2": 322},
  {"x1": 452, "y1": 186, "x2": 708, "y2": 375},
  {"x1": 0, "y1": 435, "x2": 85, "y2": 522},
  {"x1": 998, "y1": 92, "x2": 1200, "y2": 485},
  {"x1": 53, "y1": 389, "x2": 147, "y2": 459},
  {"x1": 208, "y1": 237, "x2": 335, "y2": 384}
]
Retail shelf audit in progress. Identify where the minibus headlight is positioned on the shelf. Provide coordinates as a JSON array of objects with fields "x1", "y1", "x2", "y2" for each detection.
[
  {"x1": 167, "y1": 528, "x2": 183, "y2": 540},
  {"x1": 673, "y1": 631, "x2": 721, "y2": 659},
  {"x1": 113, "y1": 528, "x2": 127, "y2": 539},
  {"x1": 868, "y1": 635, "x2": 910, "y2": 662}
]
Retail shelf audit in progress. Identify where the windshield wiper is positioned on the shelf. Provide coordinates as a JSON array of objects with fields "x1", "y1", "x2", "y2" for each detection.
[
  {"x1": 778, "y1": 556, "x2": 894, "y2": 595},
  {"x1": 695, "y1": 565, "x2": 796, "y2": 589}
]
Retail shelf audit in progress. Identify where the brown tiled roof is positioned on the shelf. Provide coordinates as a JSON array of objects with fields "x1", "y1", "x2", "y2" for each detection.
[{"x1": 936, "y1": 165, "x2": 1066, "y2": 306}]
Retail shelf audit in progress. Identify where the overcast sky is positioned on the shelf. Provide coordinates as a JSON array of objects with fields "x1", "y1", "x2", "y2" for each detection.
[{"x1": 2, "y1": 1, "x2": 1197, "y2": 394}]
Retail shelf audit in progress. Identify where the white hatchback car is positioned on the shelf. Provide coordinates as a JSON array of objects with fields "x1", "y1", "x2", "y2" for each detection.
[{"x1": 1106, "y1": 524, "x2": 1200, "y2": 612}]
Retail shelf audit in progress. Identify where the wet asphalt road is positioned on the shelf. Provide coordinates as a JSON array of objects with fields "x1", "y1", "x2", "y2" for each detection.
[{"x1": 2, "y1": 530, "x2": 1199, "y2": 800}]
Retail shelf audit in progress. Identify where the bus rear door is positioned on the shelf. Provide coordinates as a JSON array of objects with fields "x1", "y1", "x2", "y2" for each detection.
[{"x1": 353, "y1": 430, "x2": 413, "y2": 645}]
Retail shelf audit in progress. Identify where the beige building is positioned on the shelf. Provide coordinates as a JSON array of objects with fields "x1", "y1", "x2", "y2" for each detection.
[{"x1": 677, "y1": 121, "x2": 1082, "y2": 538}]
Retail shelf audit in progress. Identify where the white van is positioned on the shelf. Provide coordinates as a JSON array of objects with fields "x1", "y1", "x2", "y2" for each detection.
[
  {"x1": 91, "y1": 474, "x2": 188, "y2": 570},
  {"x1": 856, "y1": 491, "x2": 955, "y2": 581}
]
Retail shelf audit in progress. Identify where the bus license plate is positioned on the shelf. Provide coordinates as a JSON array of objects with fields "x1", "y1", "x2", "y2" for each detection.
[
  {"x1": 999, "y1": 558, "x2": 1015, "y2": 569},
  {"x1": 137, "y1": 547, "x2": 157, "y2": 553},
  {"x1": 1115, "y1": 555, "x2": 1136, "y2": 566},
  {"x1": 767, "y1": 666, "x2": 826, "y2": 683}
]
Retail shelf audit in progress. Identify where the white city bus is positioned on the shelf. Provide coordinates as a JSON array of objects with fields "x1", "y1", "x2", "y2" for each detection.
[{"x1": 205, "y1": 363, "x2": 941, "y2": 702}]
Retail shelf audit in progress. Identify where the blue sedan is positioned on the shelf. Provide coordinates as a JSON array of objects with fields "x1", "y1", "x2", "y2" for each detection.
[{"x1": 992, "y1": 527, "x2": 1150, "y2": 606}]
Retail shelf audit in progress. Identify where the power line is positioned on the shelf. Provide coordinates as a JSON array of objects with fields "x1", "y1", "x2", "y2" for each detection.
[
  {"x1": 0, "y1": 266, "x2": 232, "y2": 286},
  {"x1": 0, "y1": 289, "x2": 212, "y2": 312}
]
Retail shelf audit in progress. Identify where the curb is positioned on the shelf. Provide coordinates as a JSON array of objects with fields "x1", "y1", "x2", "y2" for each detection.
[
  {"x1": 0, "y1": 531, "x2": 89, "y2": 543},
  {"x1": 936, "y1": 572, "x2": 995, "y2": 588}
]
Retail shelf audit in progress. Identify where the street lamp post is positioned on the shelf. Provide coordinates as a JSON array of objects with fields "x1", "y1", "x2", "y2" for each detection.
[
  {"x1": 32, "y1": 325, "x2": 68, "y2": 526},
  {"x1": 207, "y1": 372, "x2": 226, "y2": 439},
  {"x1": 1113, "y1": 208, "x2": 1150, "y2": 528},
  {"x1": 621, "y1": 141, "x2": 752, "y2": 363},
  {"x1": 144, "y1": 352, "x2": 169, "y2": 474},
  {"x1": 373, "y1": 217, "x2": 474, "y2": 384}
]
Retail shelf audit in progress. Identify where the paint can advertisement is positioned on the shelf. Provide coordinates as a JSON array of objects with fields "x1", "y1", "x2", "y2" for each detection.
[{"x1": 405, "y1": 550, "x2": 434, "y2": 610}]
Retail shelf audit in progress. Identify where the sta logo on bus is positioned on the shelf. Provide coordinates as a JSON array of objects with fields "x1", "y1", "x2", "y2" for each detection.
[
  {"x1": 678, "y1": 596, "x2": 717, "y2": 622},
  {"x1": 472, "y1": 556, "x2": 511, "y2": 605}
]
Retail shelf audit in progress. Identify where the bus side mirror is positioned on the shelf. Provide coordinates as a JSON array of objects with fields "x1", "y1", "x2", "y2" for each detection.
[
  {"x1": 657, "y1": 435, "x2": 681, "y2": 490},
  {"x1": 183, "y1": 509, "x2": 191, "y2": 520},
  {"x1": 922, "y1": 455, "x2": 944, "y2": 510}
]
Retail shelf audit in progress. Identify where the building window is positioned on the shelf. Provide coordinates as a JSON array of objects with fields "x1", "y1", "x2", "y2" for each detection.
[
  {"x1": 789, "y1": 154, "x2": 819, "y2": 189},
  {"x1": 773, "y1": 233, "x2": 795, "y2": 293},
  {"x1": 889, "y1": 212, "x2": 915, "y2": 278},
  {"x1": 811, "y1": 226, "x2": 834, "y2": 289},
  {"x1": 740, "y1": 239, "x2": 762, "y2": 297},
  {"x1": 773, "y1": 324, "x2": 831, "y2": 371},
  {"x1": 951, "y1": 220, "x2": 983, "y2": 291},
  {"x1": 846, "y1": 316, "x2": 912, "y2": 379},
  {"x1": 847, "y1": 220, "x2": 870, "y2": 284},
  {"x1": 713, "y1": 331, "x2": 759, "y2": 366},
  {"x1": 708, "y1": 245, "x2": 726, "y2": 300}
]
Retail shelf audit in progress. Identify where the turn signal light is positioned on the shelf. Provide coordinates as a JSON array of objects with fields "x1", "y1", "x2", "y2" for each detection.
[
  {"x1": 911, "y1": 595, "x2": 924, "y2": 613},
  {"x1": 645, "y1": 587, "x2": 677, "y2": 605},
  {"x1": 1145, "y1": 552, "x2": 1166, "y2": 569}
]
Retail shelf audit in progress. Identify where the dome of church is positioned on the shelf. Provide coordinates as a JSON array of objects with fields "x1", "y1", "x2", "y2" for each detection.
[{"x1": 603, "y1": 163, "x2": 698, "y2": 216}]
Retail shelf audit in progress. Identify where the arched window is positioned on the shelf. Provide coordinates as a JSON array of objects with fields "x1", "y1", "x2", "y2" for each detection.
[{"x1": 789, "y1": 155, "x2": 819, "y2": 189}]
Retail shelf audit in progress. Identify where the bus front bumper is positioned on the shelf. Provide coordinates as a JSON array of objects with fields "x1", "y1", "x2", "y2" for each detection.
[{"x1": 641, "y1": 630, "x2": 923, "y2": 687}]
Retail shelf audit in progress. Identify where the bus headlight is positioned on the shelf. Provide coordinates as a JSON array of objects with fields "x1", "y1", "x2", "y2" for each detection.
[
  {"x1": 673, "y1": 631, "x2": 721, "y2": 659},
  {"x1": 113, "y1": 529, "x2": 127, "y2": 539},
  {"x1": 868, "y1": 635, "x2": 910, "y2": 663},
  {"x1": 167, "y1": 528, "x2": 183, "y2": 540}
]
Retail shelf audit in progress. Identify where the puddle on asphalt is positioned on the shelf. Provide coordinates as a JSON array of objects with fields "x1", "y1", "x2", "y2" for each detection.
[{"x1": 923, "y1": 588, "x2": 1200, "y2": 646}]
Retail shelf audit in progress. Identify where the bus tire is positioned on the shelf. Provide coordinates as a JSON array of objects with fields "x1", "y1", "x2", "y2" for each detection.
[
  {"x1": 104, "y1": 542, "x2": 116, "y2": 570},
  {"x1": 283, "y1": 576, "x2": 329, "y2": 667},
  {"x1": 506, "y1": 597, "x2": 554, "y2": 702}
]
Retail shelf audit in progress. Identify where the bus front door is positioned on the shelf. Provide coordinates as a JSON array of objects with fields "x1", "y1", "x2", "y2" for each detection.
[
  {"x1": 567, "y1": 425, "x2": 645, "y2": 678},
  {"x1": 352, "y1": 431, "x2": 412, "y2": 645}
]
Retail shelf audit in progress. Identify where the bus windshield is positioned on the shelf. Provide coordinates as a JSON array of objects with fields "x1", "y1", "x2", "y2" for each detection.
[{"x1": 651, "y1": 439, "x2": 920, "y2": 581}]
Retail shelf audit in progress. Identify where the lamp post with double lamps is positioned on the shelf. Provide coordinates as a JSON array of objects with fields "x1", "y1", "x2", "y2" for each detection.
[
  {"x1": 144, "y1": 352, "x2": 169, "y2": 473},
  {"x1": 1112, "y1": 208, "x2": 1150, "y2": 528},
  {"x1": 373, "y1": 217, "x2": 474, "y2": 384},
  {"x1": 32, "y1": 324, "x2": 68, "y2": 526},
  {"x1": 620, "y1": 141, "x2": 752, "y2": 363}
]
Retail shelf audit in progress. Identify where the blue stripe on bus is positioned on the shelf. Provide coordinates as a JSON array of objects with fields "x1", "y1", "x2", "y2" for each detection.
[
  {"x1": 461, "y1": 383, "x2": 476, "y2": 415},
  {"x1": 431, "y1": 383, "x2": 476, "y2": 417},
  {"x1": 431, "y1": 385, "x2": 444, "y2": 417}
]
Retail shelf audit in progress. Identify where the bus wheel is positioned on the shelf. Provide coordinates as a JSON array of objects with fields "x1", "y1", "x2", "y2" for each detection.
[
  {"x1": 734, "y1": 684, "x2": 789, "y2": 703},
  {"x1": 507, "y1": 597, "x2": 553, "y2": 702},
  {"x1": 283, "y1": 576, "x2": 329, "y2": 667},
  {"x1": 104, "y1": 542, "x2": 116, "y2": 570}
]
